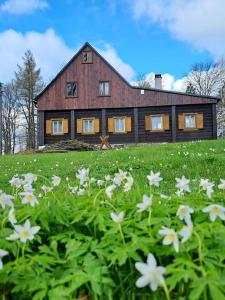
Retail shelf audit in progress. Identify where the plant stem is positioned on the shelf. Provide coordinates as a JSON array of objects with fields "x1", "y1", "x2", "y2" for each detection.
[
  {"x1": 119, "y1": 224, "x2": 125, "y2": 245},
  {"x1": 162, "y1": 281, "x2": 171, "y2": 300},
  {"x1": 148, "y1": 207, "x2": 152, "y2": 236},
  {"x1": 93, "y1": 189, "x2": 104, "y2": 206}
]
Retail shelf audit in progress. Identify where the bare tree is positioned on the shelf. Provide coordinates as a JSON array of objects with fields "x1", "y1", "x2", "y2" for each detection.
[
  {"x1": 185, "y1": 59, "x2": 225, "y2": 137},
  {"x1": 15, "y1": 50, "x2": 44, "y2": 150},
  {"x1": 135, "y1": 73, "x2": 153, "y2": 89},
  {"x1": 2, "y1": 82, "x2": 20, "y2": 154},
  {"x1": 217, "y1": 83, "x2": 225, "y2": 138},
  {"x1": 185, "y1": 60, "x2": 225, "y2": 96}
]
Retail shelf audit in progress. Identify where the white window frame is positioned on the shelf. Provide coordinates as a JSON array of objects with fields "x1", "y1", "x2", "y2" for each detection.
[
  {"x1": 114, "y1": 117, "x2": 126, "y2": 133},
  {"x1": 83, "y1": 118, "x2": 94, "y2": 134},
  {"x1": 151, "y1": 115, "x2": 163, "y2": 131},
  {"x1": 52, "y1": 120, "x2": 63, "y2": 135},
  {"x1": 184, "y1": 114, "x2": 196, "y2": 129},
  {"x1": 99, "y1": 81, "x2": 110, "y2": 96}
]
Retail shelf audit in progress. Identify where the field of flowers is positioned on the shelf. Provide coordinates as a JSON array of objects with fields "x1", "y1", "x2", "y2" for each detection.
[{"x1": 0, "y1": 140, "x2": 225, "y2": 300}]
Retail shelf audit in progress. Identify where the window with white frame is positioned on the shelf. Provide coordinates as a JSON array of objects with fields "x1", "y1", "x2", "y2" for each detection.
[
  {"x1": 185, "y1": 114, "x2": 196, "y2": 129},
  {"x1": 151, "y1": 115, "x2": 163, "y2": 130},
  {"x1": 99, "y1": 81, "x2": 110, "y2": 96},
  {"x1": 52, "y1": 120, "x2": 63, "y2": 134},
  {"x1": 83, "y1": 119, "x2": 94, "y2": 133},
  {"x1": 114, "y1": 117, "x2": 125, "y2": 132}
]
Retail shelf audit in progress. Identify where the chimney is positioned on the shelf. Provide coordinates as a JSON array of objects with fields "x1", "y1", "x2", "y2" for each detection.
[{"x1": 155, "y1": 74, "x2": 162, "y2": 89}]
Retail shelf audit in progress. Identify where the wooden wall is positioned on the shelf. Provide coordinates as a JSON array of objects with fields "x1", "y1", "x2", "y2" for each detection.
[
  {"x1": 37, "y1": 45, "x2": 218, "y2": 111},
  {"x1": 44, "y1": 111, "x2": 71, "y2": 144},
  {"x1": 138, "y1": 106, "x2": 172, "y2": 143},
  {"x1": 176, "y1": 104, "x2": 214, "y2": 142},
  {"x1": 43, "y1": 104, "x2": 215, "y2": 145}
]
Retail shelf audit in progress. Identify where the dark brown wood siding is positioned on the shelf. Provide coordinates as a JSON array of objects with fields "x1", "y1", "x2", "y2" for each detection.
[
  {"x1": 176, "y1": 104, "x2": 213, "y2": 141},
  {"x1": 138, "y1": 106, "x2": 172, "y2": 143},
  {"x1": 44, "y1": 111, "x2": 71, "y2": 144},
  {"x1": 37, "y1": 44, "x2": 218, "y2": 111},
  {"x1": 43, "y1": 104, "x2": 215, "y2": 145},
  {"x1": 74, "y1": 109, "x2": 102, "y2": 144}
]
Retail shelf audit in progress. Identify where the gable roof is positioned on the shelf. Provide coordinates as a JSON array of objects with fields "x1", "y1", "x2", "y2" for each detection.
[
  {"x1": 35, "y1": 42, "x2": 220, "y2": 104},
  {"x1": 35, "y1": 42, "x2": 131, "y2": 102}
]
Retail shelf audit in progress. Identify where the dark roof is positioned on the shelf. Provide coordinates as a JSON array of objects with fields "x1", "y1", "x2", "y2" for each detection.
[{"x1": 35, "y1": 42, "x2": 220, "y2": 103}]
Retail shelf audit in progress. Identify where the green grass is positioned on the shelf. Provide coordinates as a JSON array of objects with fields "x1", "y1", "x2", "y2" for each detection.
[
  {"x1": 0, "y1": 140, "x2": 225, "y2": 300},
  {"x1": 1, "y1": 139, "x2": 225, "y2": 191}
]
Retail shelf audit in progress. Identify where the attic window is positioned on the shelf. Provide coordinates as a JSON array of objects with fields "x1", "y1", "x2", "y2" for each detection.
[
  {"x1": 99, "y1": 81, "x2": 110, "y2": 96},
  {"x1": 66, "y1": 82, "x2": 78, "y2": 97},
  {"x1": 83, "y1": 51, "x2": 92, "y2": 63}
]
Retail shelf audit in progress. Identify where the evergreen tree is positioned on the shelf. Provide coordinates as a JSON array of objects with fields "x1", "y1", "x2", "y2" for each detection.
[{"x1": 15, "y1": 50, "x2": 44, "y2": 149}]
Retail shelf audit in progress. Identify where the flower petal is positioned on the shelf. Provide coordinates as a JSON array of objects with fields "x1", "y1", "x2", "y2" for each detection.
[{"x1": 136, "y1": 275, "x2": 150, "y2": 288}]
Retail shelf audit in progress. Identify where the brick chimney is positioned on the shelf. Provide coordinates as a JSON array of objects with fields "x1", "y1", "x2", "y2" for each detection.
[{"x1": 155, "y1": 74, "x2": 162, "y2": 89}]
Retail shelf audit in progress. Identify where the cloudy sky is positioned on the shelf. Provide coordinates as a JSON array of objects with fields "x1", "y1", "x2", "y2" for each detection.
[{"x1": 0, "y1": 0, "x2": 225, "y2": 91}]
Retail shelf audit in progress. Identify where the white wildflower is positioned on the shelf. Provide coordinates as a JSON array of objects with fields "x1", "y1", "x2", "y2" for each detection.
[
  {"x1": 159, "y1": 227, "x2": 179, "y2": 252},
  {"x1": 110, "y1": 212, "x2": 125, "y2": 224},
  {"x1": 202, "y1": 204, "x2": 225, "y2": 222},
  {"x1": 77, "y1": 188, "x2": 86, "y2": 195},
  {"x1": 123, "y1": 176, "x2": 134, "y2": 192},
  {"x1": 178, "y1": 225, "x2": 192, "y2": 243},
  {"x1": 20, "y1": 192, "x2": 38, "y2": 207},
  {"x1": 97, "y1": 180, "x2": 104, "y2": 186},
  {"x1": 0, "y1": 191, "x2": 14, "y2": 209},
  {"x1": 105, "y1": 184, "x2": 116, "y2": 199},
  {"x1": 76, "y1": 168, "x2": 89, "y2": 185},
  {"x1": 114, "y1": 169, "x2": 128, "y2": 186},
  {"x1": 9, "y1": 176, "x2": 23, "y2": 188},
  {"x1": 176, "y1": 205, "x2": 194, "y2": 226},
  {"x1": 52, "y1": 176, "x2": 61, "y2": 186},
  {"x1": 41, "y1": 185, "x2": 53, "y2": 193},
  {"x1": 147, "y1": 171, "x2": 162, "y2": 187},
  {"x1": 23, "y1": 173, "x2": 37, "y2": 184},
  {"x1": 137, "y1": 195, "x2": 152, "y2": 212},
  {"x1": 6, "y1": 220, "x2": 40, "y2": 243},
  {"x1": 0, "y1": 249, "x2": 9, "y2": 270},
  {"x1": 218, "y1": 179, "x2": 225, "y2": 190},
  {"x1": 105, "y1": 175, "x2": 111, "y2": 181},
  {"x1": 135, "y1": 253, "x2": 166, "y2": 291},
  {"x1": 175, "y1": 176, "x2": 191, "y2": 193},
  {"x1": 8, "y1": 209, "x2": 17, "y2": 225}
]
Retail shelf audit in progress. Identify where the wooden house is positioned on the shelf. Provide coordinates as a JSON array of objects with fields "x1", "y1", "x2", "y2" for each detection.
[{"x1": 36, "y1": 43, "x2": 220, "y2": 146}]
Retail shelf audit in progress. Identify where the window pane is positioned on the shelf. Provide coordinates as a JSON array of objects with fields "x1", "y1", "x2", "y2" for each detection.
[
  {"x1": 58, "y1": 121, "x2": 63, "y2": 133},
  {"x1": 99, "y1": 82, "x2": 104, "y2": 95},
  {"x1": 67, "y1": 83, "x2": 77, "y2": 96},
  {"x1": 53, "y1": 121, "x2": 63, "y2": 134},
  {"x1": 115, "y1": 118, "x2": 125, "y2": 132},
  {"x1": 83, "y1": 51, "x2": 92, "y2": 63},
  {"x1": 151, "y1": 116, "x2": 163, "y2": 130},
  {"x1": 99, "y1": 82, "x2": 109, "y2": 96},
  {"x1": 104, "y1": 82, "x2": 109, "y2": 95},
  {"x1": 83, "y1": 119, "x2": 93, "y2": 133},
  {"x1": 185, "y1": 115, "x2": 196, "y2": 128}
]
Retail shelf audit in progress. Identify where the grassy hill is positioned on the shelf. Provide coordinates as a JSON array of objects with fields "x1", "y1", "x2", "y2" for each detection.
[{"x1": 0, "y1": 140, "x2": 225, "y2": 299}]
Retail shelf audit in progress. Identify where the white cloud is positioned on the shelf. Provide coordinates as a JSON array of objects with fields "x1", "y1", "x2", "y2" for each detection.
[
  {"x1": 129, "y1": 0, "x2": 225, "y2": 58},
  {"x1": 132, "y1": 72, "x2": 187, "y2": 92},
  {"x1": 0, "y1": 0, "x2": 48, "y2": 15},
  {"x1": 0, "y1": 29, "x2": 135, "y2": 84},
  {"x1": 97, "y1": 44, "x2": 135, "y2": 81}
]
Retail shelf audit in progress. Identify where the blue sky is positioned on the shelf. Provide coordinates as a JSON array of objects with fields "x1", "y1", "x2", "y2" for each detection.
[{"x1": 0, "y1": 0, "x2": 224, "y2": 89}]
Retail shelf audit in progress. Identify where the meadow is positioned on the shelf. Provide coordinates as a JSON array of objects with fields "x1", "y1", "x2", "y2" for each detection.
[{"x1": 0, "y1": 140, "x2": 225, "y2": 300}]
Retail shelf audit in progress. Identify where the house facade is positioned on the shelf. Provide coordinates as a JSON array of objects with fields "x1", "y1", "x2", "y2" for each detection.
[{"x1": 36, "y1": 43, "x2": 219, "y2": 146}]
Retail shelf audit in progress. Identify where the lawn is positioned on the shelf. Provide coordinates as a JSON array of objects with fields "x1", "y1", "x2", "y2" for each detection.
[{"x1": 0, "y1": 140, "x2": 225, "y2": 300}]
